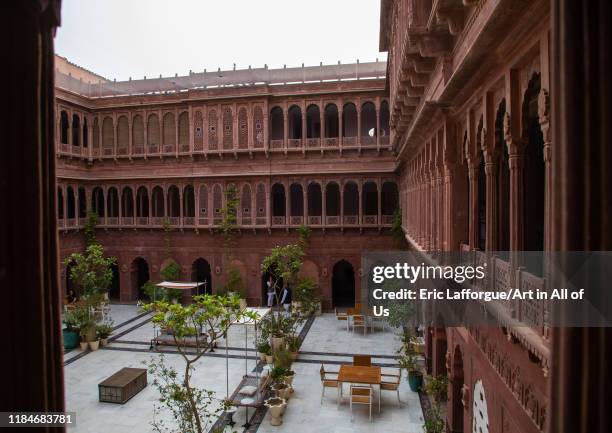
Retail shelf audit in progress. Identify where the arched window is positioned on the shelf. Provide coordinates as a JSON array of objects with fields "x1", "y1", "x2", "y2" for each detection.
[
  {"x1": 307, "y1": 183, "x2": 322, "y2": 221},
  {"x1": 136, "y1": 187, "x2": 149, "y2": 218},
  {"x1": 163, "y1": 112, "x2": 175, "y2": 152},
  {"x1": 342, "y1": 103, "x2": 357, "y2": 137},
  {"x1": 324, "y1": 104, "x2": 339, "y2": 138},
  {"x1": 306, "y1": 105, "x2": 321, "y2": 139},
  {"x1": 343, "y1": 182, "x2": 359, "y2": 217},
  {"x1": 362, "y1": 181, "x2": 378, "y2": 216},
  {"x1": 183, "y1": 185, "x2": 195, "y2": 218},
  {"x1": 253, "y1": 106, "x2": 264, "y2": 148},
  {"x1": 107, "y1": 187, "x2": 119, "y2": 218},
  {"x1": 82, "y1": 118, "x2": 88, "y2": 148},
  {"x1": 477, "y1": 117, "x2": 486, "y2": 251},
  {"x1": 66, "y1": 186, "x2": 76, "y2": 219},
  {"x1": 78, "y1": 187, "x2": 87, "y2": 218},
  {"x1": 212, "y1": 184, "x2": 222, "y2": 223},
  {"x1": 288, "y1": 105, "x2": 302, "y2": 140},
  {"x1": 92, "y1": 187, "x2": 105, "y2": 217},
  {"x1": 198, "y1": 185, "x2": 208, "y2": 222},
  {"x1": 147, "y1": 113, "x2": 160, "y2": 150},
  {"x1": 361, "y1": 102, "x2": 377, "y2": 140},
  {"x1": 381, "y1": 182, "x2": 399, "y2": 215},
  {"x1": 167, "y1": 186, "x2": 180, "y2": 218},
  {"x1": 102, "y1": 116, "x2": 113, "y2": 152},
  {"x1": 496, "y1": 99, "x2": 510, "y2": 251},
  {"x1": 122, "y1": 187, "x2": 134, "y2": 218},
  {"x1": 117, "y1": 115, "x2": 129, "y2": 153},
  {"x1": 60, "y1": 111, "x2": 69, "y2": 144},
  {"x1": 241, "y1": 184, "x2": 252, "y2": 225},
  {"x1": 93, "y1": 117, "x2": 100, "y2": 150},
  {"x1": 326, "y1": 182, "x2": 340, "y2": 216},
  {"x1": 380, "y1": 100, "x2": 390, "y2": 136},
  {"x1": 132, "y1": 115, "x2": 144, "y2": 154},
  {"x1": 208, "y1": 109, "x2": 218, "y2": 150},
  {"x1": 71, "y1": 114, "x2": 80, "y2": 146},
  {"x1": 256, "y1": 183, "x2": 266, "y2": 223},
  {"x1": 270, "y1": 107, "x2": 284, "y2": 141},
  {"x1": 178, "y1": 112, "x2": 189, "y2": 152},
  {"x1": 522, "y1": 73, "x2": 545, "y2": 262},
  {"x1": 57, "y1": 187, "x2": 64, "y2": 219},
  {"x1": 238, "y1": 107, "x2": 248, "y2": 149},
  {"x1": 271, "y1": 183, "x2": 286, "y2": 217},
  {"x1": 152, "y1": 186, "x2": 164, "y2": 217},
  {"x1": 290, "y1": 183, "x2": 304, "y2": 217},
  {"x1": 222, "y1": 107, "x2": 233, "y2": 149}
]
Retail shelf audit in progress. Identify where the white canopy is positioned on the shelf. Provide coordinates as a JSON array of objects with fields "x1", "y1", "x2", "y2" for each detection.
[
  {"x1": 232, "y1": 307, "x2": 270, "y2": 325},
  {"x1": 156, "y1": 281, "x2": 206, "y2": 290}
]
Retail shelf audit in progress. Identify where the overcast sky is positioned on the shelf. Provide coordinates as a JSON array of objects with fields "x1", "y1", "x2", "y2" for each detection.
[{"x1": 55, "y1": 0, "x2": 386, "y2": 81}]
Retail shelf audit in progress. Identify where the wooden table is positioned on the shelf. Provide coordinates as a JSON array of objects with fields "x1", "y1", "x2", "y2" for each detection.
[
  {"x1": 337, "y1": 365, "x2": 381, "y2": 411},
  {"x1": 99, "y1": 368, "x2": 147, "y2": 404}
]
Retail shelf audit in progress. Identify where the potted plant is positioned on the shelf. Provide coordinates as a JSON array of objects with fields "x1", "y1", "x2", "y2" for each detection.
[
  {"x1": 264, "y1": 397, "x2": 287, "y2": 426},
  {"x1": 62, "y1": 310, "x2": 80, "y2": 350},
  {"x1": 400, "y1": 353, "x2": 423, "y2": 392},
  {"x1": 271, "y1": 382, "x2": 291, "y2": 400},
  {"x1": 96, "y1": 322, "x2": 114, "y2": 346},
  {"x1": 89, "y1": 337, "x2": 100, "y2": 351},
  {"x1": 285, "y1": 335, "x2": 300, "y2": 360},
  {"x1": 256, "y1": 340, "x2": 271, "y2": 362},
  {"x1": 425, "y1": 374, "x2": 449, "y2": 402},
  {"x1": 270, "y1": 365, "x2": 289, "y2": 383},
  {"x1": 283, "y1": 370, "x2": 296, "y2": 386}
]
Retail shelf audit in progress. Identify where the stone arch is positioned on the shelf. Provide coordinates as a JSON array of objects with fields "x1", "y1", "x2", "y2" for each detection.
[
  {"x1": 307, "y1": 182, "x2": 322, "y2": 218},
  {"x1": 326, "y1": 182, "x2": 340, "y2": 217},
  {"x1": 167, "y1": 185, "x2": 180, "y2": 218},
  {"x1": 253, "y1": 106, "x2": 264, "y2": 147},
  {"x1": 152, "y1": 186, "x2": 164, "y2": 217},
  {"x1": 57, "y1": 187, "x2": 64, "y2": 220},
  {"x1": 121, "y1": 186, "x2": 134, "y2": 218},
  {"x1": 361, "y1": 101, "x2": 377, "y2": 138},
  {"x1": 71, "y1": 113, "x2": 80, "y2": 146},
  {"x1": 451, "y1": 345, "x2": 465, "y2": 433},
  {"x1": 495, "y1": 99, "x2": 510, "y2": 251},
  {"x1": 91, "y1": 186, "x2": 105, "y2": 217},
  {"x1": 270, "y1": 106, "x2": 284, "y2": 140},
  {"x1": 306, "y1": 104, "x2": 320, "y2": 138},
  {"x1": 132, "y1": 114, "x2": 144, "y2": 153},
  {"x1": 82, "y1": 117, "x2": 88, "y2": 148},
  {"x1": 66, "y1": 186, "x2": 75, "y2": 219},
  {"x1": 288, "y1": 105, "x2": 302, "y2": 139},
  {"x1": 60, "y1": 110, "x2": 69, "y2": 144},
  {"x1": 106, "y1": 186, "x2": 119, "y2": 218},
  {"x1": 178, "y1": 111, "x2": 189, "y2": 151},
  {"x1": 362, "y1": 181, "x2": 378, "y2": 216},
  {"x1": 208, "y1": 108, "x2": 218, "y2": 150},
  {"x1": 256, "y1": 183, "x2": 266, "y2": 223},
  {"x1": 332, "y1": 259, "x2": 355, "y2": 307},
  {"x1": 342, "y1": 102, "x2": 358, "y2": 137},
  {"x1": 380, "y1": 100, "x2": 390, "y2": 136},
  {"x1": 522, "y1": 72, "x2": 545, "y2": 261},
  {"x1": 162, "y1": 112, "x2": 175, "y2": 151},
  {"x1": 343, "y1": 181, "x2": 359, "y2": 219},
  {"x1": 240, "y1": 183, "x2": 252, "y2": 225},
  {"x1": 191, "y1": 258, "x2": 212, "y2": 295},
  {"x1": 271, "y1": 183, "x2": 286, "y2": 217},
  {"x1": 102, "y1": 116, "x2": 114, "y2": 152},
  {"x1": 477, "y1": 116, "x2": 486, "y2": 251},
  {"x1": 222, "y1": 106, "x2": 233, "y2": 149},
  {"x1": 136, "y1": 186, "x2": 149, "y2": 218},
  {"x1": 77, "y1": 186, "x2": 87, "y2": 218},
  {"x1": 130, "y1": 257, "x2": 150, "y2": 300},
  {"x1": 198, "y1": 184, "x2": 208, "y2": 223},
  {"x1": 212, "y1": 184, "x2": 222, "y2": 223},
  {"x1": 381, "y1": 181, "x2": 399, "y2": 215},
  {"x1": 289, "y1": 183, "x2": 304, "y2": 217},
  {"x1": 324, "y1": 103, "x2": 339, "y2": 138},
  {"x1": 117, "y1": 115, "x2": 129, "y2": 153},
  {"x1": 183, "y1": 185, "x2": 195, "y2": 218},
  {"x1": 147, "y1": 113, "x2": 160, "y2": 149}
]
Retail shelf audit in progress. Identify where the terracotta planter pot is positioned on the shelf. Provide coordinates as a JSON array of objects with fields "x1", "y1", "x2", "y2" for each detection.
[
  {"x1": 89, "y1": 340, "x2": 100, "y2": 351},
  {"x1": 284, "y1": 373, "x2": 295, "y2": 386},
  {"x1": 79, "y1": 341, "x2": 88, "y2": 351},
  {"x1": 272, "y1": 384, "x2": 291, "y2": 400},
  {"x1": 100, "y1": 337, "x2": 109, "y2": 346}
]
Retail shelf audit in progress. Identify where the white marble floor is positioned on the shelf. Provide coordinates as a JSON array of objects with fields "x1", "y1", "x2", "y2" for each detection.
[{"x1": 63, "y1": 310, "x2": 424, "y2": 433}]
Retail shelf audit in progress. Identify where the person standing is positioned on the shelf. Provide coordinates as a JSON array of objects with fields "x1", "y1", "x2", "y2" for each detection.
[
  {"x1": 266, "y1": 275, "x2": 275, "y2": 308},
  {"x1": 280, "y1": 284, "x2": 292, "y2": 317}
]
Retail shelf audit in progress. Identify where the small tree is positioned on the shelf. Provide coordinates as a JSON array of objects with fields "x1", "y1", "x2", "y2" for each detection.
[
  {"x1": 64, "y1": 243, "x2": 116, "y2": 297},
  {"x1": 84, "y1": 210, "x2": 98, "y2": 246},
  {"x1": 218, "y1": 185, "x2": 245, "y2": 297},
  {"x1": 144, "y1": 294, "x2": 257, "y2": 433}
]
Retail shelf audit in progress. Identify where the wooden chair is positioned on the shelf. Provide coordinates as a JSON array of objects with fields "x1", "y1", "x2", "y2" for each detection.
[
  {"x1": 351, "y1": 314, "x2": 367, "y2": 334},
  {"x1": 320, "y1": 364, "x2": 339, "y2": 404},
  {"x1": 353, "y1": 355, "x2": 372, "y2": 367},
  {"x1": 335, "y1": 308, "x2": 349, "y2": 330},
  {"x1": 381, "y1": 369, "x2": 402, "y2": 407},
  {"x1": 349, "y1": 385, "x2": 373, "y2": 422}
]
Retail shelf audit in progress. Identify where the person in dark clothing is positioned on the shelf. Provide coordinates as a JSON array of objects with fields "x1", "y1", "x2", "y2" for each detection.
[{"x1": 280, "y1": 284, "x2": 292, "y2": 317}]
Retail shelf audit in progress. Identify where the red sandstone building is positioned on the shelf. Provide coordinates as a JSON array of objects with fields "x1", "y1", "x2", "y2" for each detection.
[{"x1": 9, "y1": 1, "x2": 602, "y2": 433}]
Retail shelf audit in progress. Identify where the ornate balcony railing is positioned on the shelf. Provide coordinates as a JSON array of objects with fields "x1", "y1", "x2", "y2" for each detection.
[
  {"x1": 121, "y1": 217, "x2": 134, "y2": 225},
  {"x1": 306, "y1": 138, "x2": 320, "y2": 148},
  {"x1": 270, "y1": 140, "x2": 284, "y2": 149},
  {"x1": 307, "y1": 216, "x2": 322, "y2": 225},
  {"x1": 289, "y1": 216, "x2": 303, "y2": 225},
  {"x1": 287, "y1": 139, "x2": 302, "y2": 148},
  {"x1": 362, "y1": 215, "x2": 378, "y2": 225},
  {"x1": 343, "y1": 215, "x2": 358, "y2": 225},
  {"x1": 272, "y1": 216, "x2": 285, "y2": 225},
  {"x1": 326, "y1": 215, "x2": 340, "y2": 225}
]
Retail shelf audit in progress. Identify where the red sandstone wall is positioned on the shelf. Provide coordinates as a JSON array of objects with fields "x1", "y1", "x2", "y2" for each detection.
[{"x1": 59, "y1": 229, "x2": 395, "y2": 307}]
